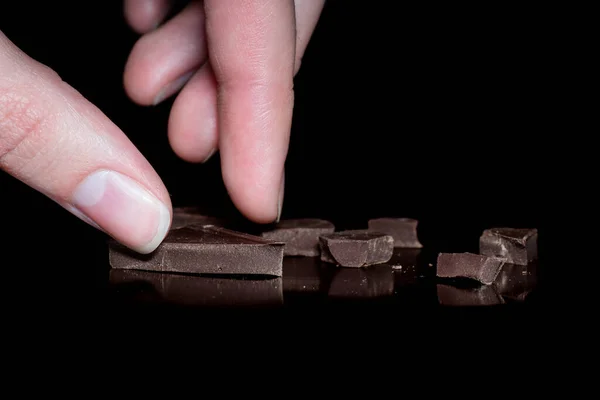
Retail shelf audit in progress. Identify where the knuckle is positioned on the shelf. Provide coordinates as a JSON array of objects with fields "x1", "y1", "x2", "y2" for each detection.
[{"x1": 0, "y1": 84, "x2": 53, "y2": 164}]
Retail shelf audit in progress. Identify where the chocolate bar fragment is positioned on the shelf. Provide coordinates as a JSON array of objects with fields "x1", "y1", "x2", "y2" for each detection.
[
  {"x1": 436, "y1": 252, "x2": 505, "y2": 285},
  {"x1": 479, "y1": 228, "x2": 538, "y2": 266},
  {"x1": 319, "y1": 230, "x2": 394, "y2": 268},
  {"x1": 261, "y1": 218, "x2": 335, "y2": 256},
  {"x1": 109, "y1": 269, "x2": 283, "y2": 307},
  {"x1": 437, "y1": 284, "x2": 504, "y2": 306},
  {"x1": 171, "y1": 207, "x2": 224, "y2": 229},
  {"x1": 328, "y1": 265, "x2": 394, "y2": 299},
  {"x1": 109, "y1": 225, "x2": 284, "y2": 277},
  {"x1": 367, "y1": 218, "x2": 422, "y2": 248}
]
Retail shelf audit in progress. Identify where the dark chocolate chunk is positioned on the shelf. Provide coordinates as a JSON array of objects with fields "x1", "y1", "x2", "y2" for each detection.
[
  {"x1": 109, "y1": 225, "x2": 284, "y2": 276},
  {"x1": 171, "y1": 207, "x2": 224, "y2": 230},
  {"x1": 479, "y1": 228, "x2": 538, "y2": 266},
  {"x1": 328, "y1": 265, "x2": 394, "y2": 299},
  {"x1": 437, "y1": 284, "x2": 505, "y2": 306},
  {"x1": 109, "y1": 269, "x2": 283, "y2": 307},
  {"x1": 436, "y1": 252, "x2": 505, "y2": 285},
  {"x1": 367, "y1": 218, "x2": 422, "y2": 248},
  {"x1": 492, "y1": 262, "x2": 538, "y2": 302},
  {"x1": 319, "y1": 230, "x2": 394, "y2": 268},
  {"x1": 283, "y1": 256, "x2": 329, "y2": 293},
  {"x1": 261, "y1": 218, "x2": 335, "y2": 256}
]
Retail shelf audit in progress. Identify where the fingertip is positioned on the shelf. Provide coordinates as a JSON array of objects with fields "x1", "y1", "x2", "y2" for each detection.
[
  {"x1": 167, "y1": 66, "x2": 218, "y2": 163},
  {"x1": 124, "y1": 0, "x2": 171, "y2": 34},
  {"x1": 227, "y1": 188, "x2": 281, "y2": 224},
  {"x1": 123, "y1": 1, "x2": 207, "y2": 106},
  {"x1": 221, "y1": 156, "x2": 285, "y2": 224},
  {"x1": 123, "y1": 38, "x2": 155, "y2": 105}
]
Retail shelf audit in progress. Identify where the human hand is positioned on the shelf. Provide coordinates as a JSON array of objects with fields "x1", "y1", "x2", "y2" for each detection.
[
  {"x1": 0, "y1": 0, "x2": 323, "y2": 256},
  {"x1": 0, "y1": 29, "x2": 174, "y2": 254},
  {"x1": 122, "y1": 0, "x2": 325, "y2": 223}
]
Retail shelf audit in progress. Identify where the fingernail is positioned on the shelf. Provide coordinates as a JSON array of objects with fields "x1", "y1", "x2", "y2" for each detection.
[
  {"x1": 202, "y1": 148, "x2": 217, "y2": 163},
  {"x1": 72, "y1": 170, "x2": 171, "y2": 254},
  {"x1": 276, "y1": 173, "x2": 285, "y2": 223},
  {"x1": 153, "y1": 71, "x2": 194, "y2": 106}
]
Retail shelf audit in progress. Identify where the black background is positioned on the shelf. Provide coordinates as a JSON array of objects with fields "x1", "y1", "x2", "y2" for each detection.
[{"x1": 0, "y1": 1, "x2": 550, "y2": 313}]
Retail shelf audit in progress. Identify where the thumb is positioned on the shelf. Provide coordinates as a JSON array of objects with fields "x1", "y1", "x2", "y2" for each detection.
[{"x1": 0, "y1": 31, "x2": 172, "y2": 254}]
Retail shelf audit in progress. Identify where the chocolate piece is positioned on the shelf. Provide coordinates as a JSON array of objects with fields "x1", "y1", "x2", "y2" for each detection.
[
  {"x1": 109, "y1": 225, "x2": 284, "y2": 276},
  {"x1": 319, "y1": 230, "x2": 394, "y2": 267},
  {"x1": 479, "y1": 228, "x2": 538, "y2": 266},
  {"x1": 283, "y1": 256, "x2": 328, "y2": 293},
  {"x1": 261, "y1": 218, "x2": 335, "y2": 256},
  {"x1": 367, "y1": 218, "x2": 422, "y2": 248},
  {"x1": 437, "y1": 284, "x2": 504, "y2": 306},
  {"x1": 328, "y1": 265, "x2": 394, "y2": 299},
  {"x1": 171, "y1": 207, "x2": 224, "y2": 230},
  {"x1": 436, "y1": 252, "x2": 505, "y2": 285},
  {"x1": 109, "y1": 269, "x2": 283, "y2": 307},
  {"x1": 492, "y1": 262, "x2": 538, "y2": 301}
]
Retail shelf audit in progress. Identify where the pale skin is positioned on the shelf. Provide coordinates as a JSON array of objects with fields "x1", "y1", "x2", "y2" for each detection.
[{"x1": 0, "y1": 0, "x2": 325, "y2": 254}]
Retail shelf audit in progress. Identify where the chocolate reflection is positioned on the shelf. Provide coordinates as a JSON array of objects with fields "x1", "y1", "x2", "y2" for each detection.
[
  {"x1": 437, "y1": 260, "x2": 538, "y2": 306},
  {"x1": 109, "y1": 269, "x2": 283, "y2": 307},
  {"x1": 492, "y1": 262, "x2": 538, "y2": 301},
  {"x1": 328, "y1": 265, "x2": 394, "y2": 299},
  {"x1": 283, "y1": 256, "x2": 330, "y2": 293},
  {"x1": 437, "y1": 283, "x2": 505, "y2": 306}
]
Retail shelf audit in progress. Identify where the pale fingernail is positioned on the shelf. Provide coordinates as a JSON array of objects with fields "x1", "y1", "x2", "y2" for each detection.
[
  {"x1": 202, "y1": 148, "x2": 217, "y2": 163},
  {"x1": 71, "y1": 170, "x2": 171, "y2": 254},
  {"x1": 153, "y1": 71, "x2": 195, "y2": 105},
  {"x1": 276, "y1": 173, "x2": 285, "y2": 223}
]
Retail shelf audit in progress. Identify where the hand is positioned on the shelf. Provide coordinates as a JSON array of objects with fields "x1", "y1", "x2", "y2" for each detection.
[
  {"x1": 0, "y1": 0, "x2": 323, "y2": 255},
  {"x1": 1, "y1": 28, "x2": 177, "y2": 254},
  {"x1": 123, "y1": 0, "x2": 325, "y2": 223}
]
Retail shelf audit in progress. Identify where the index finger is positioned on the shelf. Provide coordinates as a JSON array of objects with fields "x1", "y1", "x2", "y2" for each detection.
[{"x1": 204, "y1": 0, "x2": 296, "y2": 223}]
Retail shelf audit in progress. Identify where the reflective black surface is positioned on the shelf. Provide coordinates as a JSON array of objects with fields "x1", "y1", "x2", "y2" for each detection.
[{"x1": 104, "y1": 247, "x2": 540, "y2": 310}]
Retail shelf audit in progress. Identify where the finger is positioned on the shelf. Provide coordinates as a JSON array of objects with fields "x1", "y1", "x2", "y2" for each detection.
[
  {"x1": 124, "y1": 0, "x2": 207, "y2": 106},
  {"x1": 168, "y1": 64, "x2": 218, "y2": 163},
  {"x1": 293, "y1": 0, "x2": 326, "y2": 74},
  {"x1": 124, "y1": 0, "x2": 172, "y2": 34},
  {"x1": 204, "y1": 0, "x2": 296, "y2": 223},
  {"x1": 0, "y1": 32, "x2": 172, "y2": 254}
]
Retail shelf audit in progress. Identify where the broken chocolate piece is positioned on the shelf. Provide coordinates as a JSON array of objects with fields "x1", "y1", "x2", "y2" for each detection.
[
  {"x1": 171, "y1": 207, "x2": 224, "y2": 230},
  {"x1": 367, "y1": 218, "x2": 422, "y2": 248},
  {"x1": 479, "y1": 228, "x2": 538, "y2": 266},
  {"x1": 437, "y1": 284, "x2": 505, "y2": 306},
  {"x1": 436, "y1": 252, "x2": 505, "y2": 285},
  {"x1": 319, "y1": 230, "x2": 394, "y2": 267},
  {"x1": 261, "y1": 218, "x2": 335, "y2": 256},
  {"x1": 109, "y1": 225, "x2": 284, "y2": 276},
  {"x1": 109, "y1": 269, "x2": 283, "y2": 307},
  {"x1": 328, "y1": 265, "x2": 394, "y2": 299}
]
